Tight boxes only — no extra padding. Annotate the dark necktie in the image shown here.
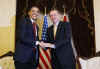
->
[33,23,36,40]
[33,22,38,66]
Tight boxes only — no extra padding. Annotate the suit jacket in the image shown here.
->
[14,16,39,66]
[46,22,76,69]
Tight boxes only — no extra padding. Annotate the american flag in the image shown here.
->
[41,15,48,41]
[37,15,52,69]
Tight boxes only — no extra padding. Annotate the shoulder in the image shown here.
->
[47,25,53,32]
[18,16,26,24]
[59,21,71,28]
[17,16,31,28]
[20,16,30,22]
[48,25,53,29]
[60,21,70,25]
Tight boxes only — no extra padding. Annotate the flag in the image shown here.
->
[63,15,67,22]
[41,16,48,41]
[63,14,69,22]
[37,15,52,69]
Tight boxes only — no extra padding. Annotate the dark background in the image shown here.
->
[16,0,96,58]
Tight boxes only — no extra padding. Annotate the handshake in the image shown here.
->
[37,41,55,48]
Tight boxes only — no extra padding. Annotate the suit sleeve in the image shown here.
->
[46,27,55,44]
[55,22,72,49]
[16,17,33,47]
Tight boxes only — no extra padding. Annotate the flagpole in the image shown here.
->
[64,7,66,16]
[45,7,46,16]
[63,6,67,22]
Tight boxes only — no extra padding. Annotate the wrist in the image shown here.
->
[36,41,39,45]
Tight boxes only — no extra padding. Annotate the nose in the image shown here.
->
[51,15,55,19]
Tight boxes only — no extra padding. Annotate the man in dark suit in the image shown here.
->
[39,9,76,69]
[14,6,40,69]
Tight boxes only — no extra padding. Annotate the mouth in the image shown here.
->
[32,14,37,17]
[31,14,38,19]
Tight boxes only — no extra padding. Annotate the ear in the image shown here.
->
[28,11,31,16]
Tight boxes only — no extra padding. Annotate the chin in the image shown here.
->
[53,21,57,23]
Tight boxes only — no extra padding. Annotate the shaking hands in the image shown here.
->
[38,41,55,48]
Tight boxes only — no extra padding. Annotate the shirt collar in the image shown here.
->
[54,21,59,27]
[30,18,36,24]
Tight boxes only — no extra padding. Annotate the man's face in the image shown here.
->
[28,7,39,20]
[49,10,60,24]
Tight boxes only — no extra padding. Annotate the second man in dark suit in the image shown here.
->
[39,9,76,69]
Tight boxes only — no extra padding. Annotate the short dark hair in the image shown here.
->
[49,8,61,15]
[26,5,39,13]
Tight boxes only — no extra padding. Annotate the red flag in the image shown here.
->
[63,15,67,22]
[63,14,70,22]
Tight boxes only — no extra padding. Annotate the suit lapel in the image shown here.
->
[51,26,55,40]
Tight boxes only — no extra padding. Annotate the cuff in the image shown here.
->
[36,41,39,45]
[51,45,56,49]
